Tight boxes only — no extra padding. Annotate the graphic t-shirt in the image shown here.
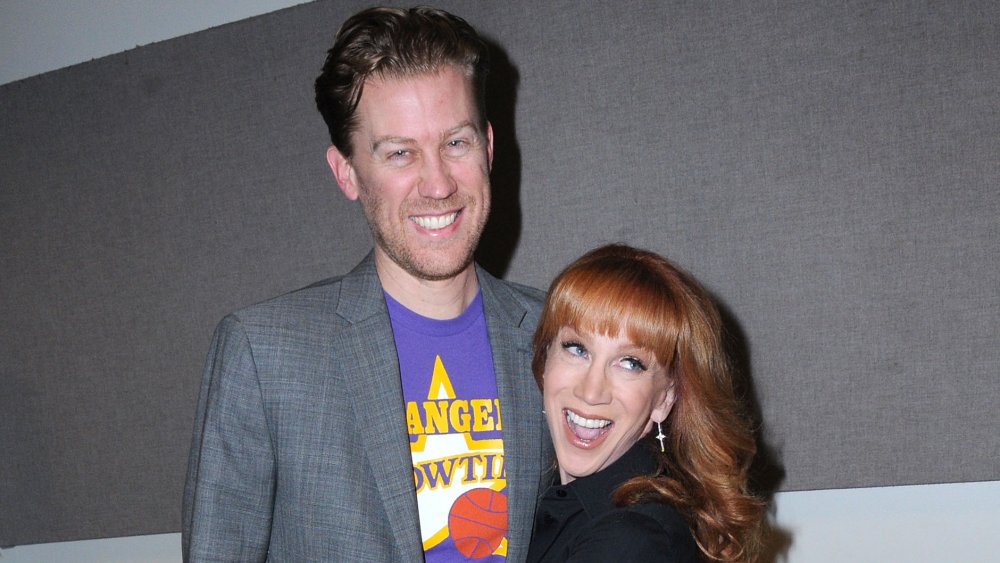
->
[386,291,507,562]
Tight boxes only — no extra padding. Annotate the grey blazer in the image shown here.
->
[182,253,549,562]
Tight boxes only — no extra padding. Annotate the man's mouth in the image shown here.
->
[565,409,612,444]
[412,211,459,230]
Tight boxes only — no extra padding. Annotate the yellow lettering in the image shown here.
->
[424,401,448,434]
[413,453,506,492]
[450,400,471,432]
[494,398,503,431]
[406,401,424,434]
[471,399,494,432]
[412,398,503,436]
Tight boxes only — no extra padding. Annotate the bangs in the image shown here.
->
[546,260,684,368]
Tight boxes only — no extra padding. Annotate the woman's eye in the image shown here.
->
[561,341,586,358]
[620,356,647,372]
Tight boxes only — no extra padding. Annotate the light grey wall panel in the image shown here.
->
[1,0,996,546]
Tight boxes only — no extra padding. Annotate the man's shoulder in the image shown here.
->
[232,274,346,322]
[477,267,545,309]
[478,272,545,333]
[492,277,545,305]
[227,254,380,326]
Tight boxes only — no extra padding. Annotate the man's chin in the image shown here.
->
[372,229,483,281]
[384,248,476,282]
[406,256,475,281]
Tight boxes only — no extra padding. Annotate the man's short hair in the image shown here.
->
[315,6,491,157]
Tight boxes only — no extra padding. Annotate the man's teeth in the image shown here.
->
[412,212,458,230]
[566,410,611,429]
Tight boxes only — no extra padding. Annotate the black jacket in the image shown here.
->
[527,441,698,562]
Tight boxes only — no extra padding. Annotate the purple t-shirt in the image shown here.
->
[386,291,508,562]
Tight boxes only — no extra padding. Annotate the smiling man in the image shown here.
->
[182,7,548,562]
[327,65,492,296]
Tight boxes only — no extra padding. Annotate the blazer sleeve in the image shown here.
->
[182,315,275,562]
[564,508,699,563]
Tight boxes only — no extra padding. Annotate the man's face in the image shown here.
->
[327,65,493,282]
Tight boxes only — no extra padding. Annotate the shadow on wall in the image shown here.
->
[476,38,522,279]
[716,299,793,561]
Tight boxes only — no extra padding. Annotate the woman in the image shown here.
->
[527,244,765,562]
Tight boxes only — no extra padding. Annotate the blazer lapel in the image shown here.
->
[479,268,546,562]
[336,255,424,560]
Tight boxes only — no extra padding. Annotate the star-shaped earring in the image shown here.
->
[656,421,666,453]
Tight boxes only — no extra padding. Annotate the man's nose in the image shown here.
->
[417,153,458,199]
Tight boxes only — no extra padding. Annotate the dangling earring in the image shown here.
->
[655,421,666,453]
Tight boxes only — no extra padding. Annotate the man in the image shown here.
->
[182,6,548,562]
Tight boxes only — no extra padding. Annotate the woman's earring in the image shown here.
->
[656,421,666,453]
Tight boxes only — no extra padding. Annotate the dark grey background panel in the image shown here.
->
[1,0,997,546]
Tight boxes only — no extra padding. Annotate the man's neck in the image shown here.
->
[374,253,480,320]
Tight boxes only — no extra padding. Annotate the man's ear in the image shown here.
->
[485,121,494,171]
[326,145,359,200]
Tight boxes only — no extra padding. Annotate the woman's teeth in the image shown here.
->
[566,410,611,429]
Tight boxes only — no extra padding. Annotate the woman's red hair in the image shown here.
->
[532,244,765,561]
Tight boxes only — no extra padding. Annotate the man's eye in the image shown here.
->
[444,139,470,154]
[388,149,408,158]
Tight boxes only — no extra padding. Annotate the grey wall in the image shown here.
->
[1,0,997,547]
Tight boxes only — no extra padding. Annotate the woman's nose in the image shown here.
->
[575,363,611,405]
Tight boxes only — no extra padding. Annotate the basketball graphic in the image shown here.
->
[448,488,508,559]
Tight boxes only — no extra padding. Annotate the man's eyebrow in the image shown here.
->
[442,121,478,139]
[370,136,415,153]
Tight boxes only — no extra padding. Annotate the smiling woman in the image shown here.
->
[527,244,766,563]
[542,326,676,485]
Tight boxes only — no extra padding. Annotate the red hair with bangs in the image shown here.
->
[532,244,765,562]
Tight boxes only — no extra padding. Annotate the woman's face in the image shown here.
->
[542,326,676,484]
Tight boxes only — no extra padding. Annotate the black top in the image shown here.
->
[527,442,698,562]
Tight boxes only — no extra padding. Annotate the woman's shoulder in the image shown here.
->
[569,502,699,562]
